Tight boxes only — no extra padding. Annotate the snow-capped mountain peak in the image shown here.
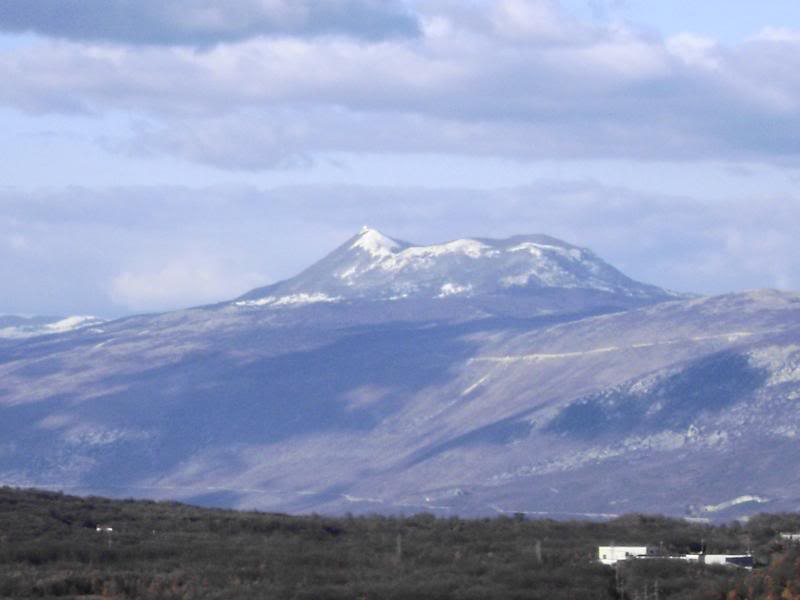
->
[352,226,402,258]
[235,230,677,308]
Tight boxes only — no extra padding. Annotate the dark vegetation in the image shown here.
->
[1,487,800,599]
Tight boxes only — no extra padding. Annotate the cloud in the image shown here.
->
[1,1,799,168]
[751,27,800,44]
[666,33,720,69]
[488,0,578,42]
[109,255,266,311]
[2,183,799,316]
[0,0,419,45]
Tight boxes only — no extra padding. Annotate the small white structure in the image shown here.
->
[96,526,113,533]
[683,554,753,569]
[599,547,752,569]
[780,533,800,543]
[598,546,658,565]
[704,554,753,568]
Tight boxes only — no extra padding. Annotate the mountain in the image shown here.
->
[1,230,798,521]
[236,227,677,307]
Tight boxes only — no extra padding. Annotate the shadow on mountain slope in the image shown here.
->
[547,351,767,440]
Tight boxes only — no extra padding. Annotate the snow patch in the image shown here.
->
[63,426,152,447]
[271,293,341,306]
[749,345,800,386]
[509,242,583,261]
[461,374,490,396]
[338,265,359,281]
[770,425,797,439]
[352,227,400,258]
[438,283,472,298]
[0,315,105,339]
[500,264,586,289]
[47,316,101,333]
[501,273,536,287]
[407,239,493,259]
[235,293,342,308]
[701,496,769,513]
[342,493,383,504]
[378,239,496,273]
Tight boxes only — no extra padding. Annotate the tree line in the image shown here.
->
[1,487,800,599]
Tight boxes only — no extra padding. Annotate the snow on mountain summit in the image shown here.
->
[235,228,676,307]
[352,226,402,258]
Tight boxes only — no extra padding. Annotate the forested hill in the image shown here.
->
[2,487,800,599]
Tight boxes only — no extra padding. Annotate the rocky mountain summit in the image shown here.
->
[0,231,798,521]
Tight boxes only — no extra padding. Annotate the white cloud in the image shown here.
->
[666,33,720,69]
[489,0,574,42]
[751,27,800,44]
[109,255,266,311]
[1,2,800,168]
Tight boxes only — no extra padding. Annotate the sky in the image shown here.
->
[2,0,800,317]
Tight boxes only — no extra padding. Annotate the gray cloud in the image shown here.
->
[2,182,798,316]
[0,0,419,45]
[1,2,799,167]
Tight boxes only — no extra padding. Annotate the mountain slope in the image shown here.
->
[1,231,797,520]
[0,315,105,339]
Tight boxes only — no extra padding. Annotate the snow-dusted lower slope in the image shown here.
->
[0,315,105,339]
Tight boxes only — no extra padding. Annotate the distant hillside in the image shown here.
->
[1,230,799,519]
[1,486,799,599]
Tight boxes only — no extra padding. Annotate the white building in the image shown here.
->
[683,554,753,568]
[704,555,753,568]
[599,547,752,569]
[598,546,659,565]
[780,533,800,542]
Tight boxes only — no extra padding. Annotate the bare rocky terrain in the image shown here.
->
[2,229,798,520]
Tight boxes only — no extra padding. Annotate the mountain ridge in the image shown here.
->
[235,227,680,308]
[0,231,797,521]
